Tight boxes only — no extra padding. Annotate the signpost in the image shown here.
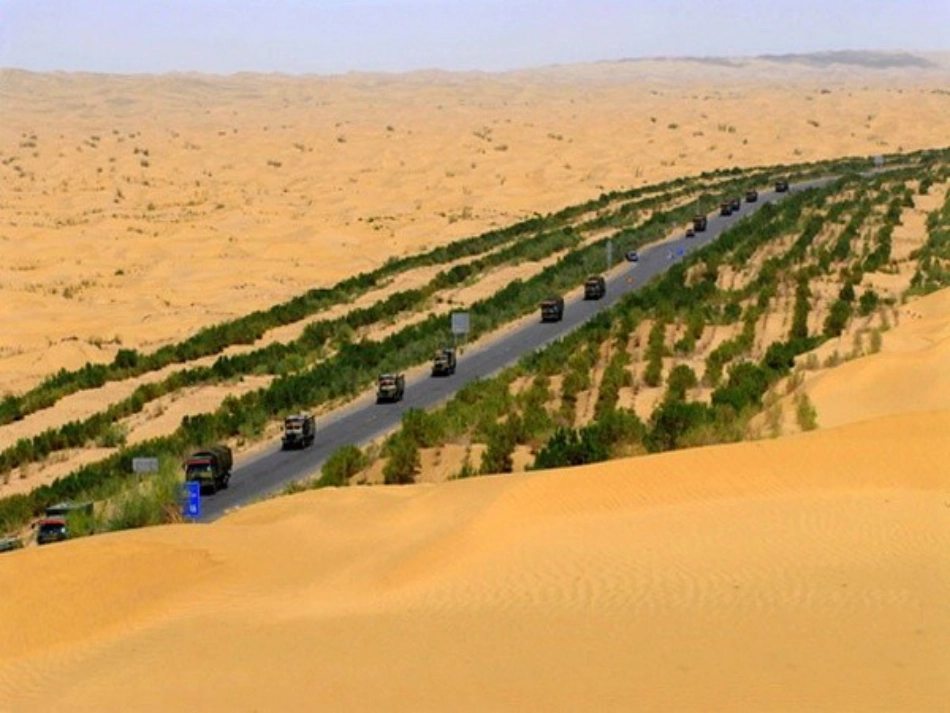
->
[132,457,159,475]
[451,311,470,349]
[182,481,201,520]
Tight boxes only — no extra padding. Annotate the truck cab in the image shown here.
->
[282,413,315,449]
[540,296,565,322]
[431,348,457,377]
[185,446,233,494]
[376,373,406,403]
[583,275,606,300]
[692,215,708,232]
[35,517,68,545]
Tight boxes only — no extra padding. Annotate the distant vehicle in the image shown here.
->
[686,226,696,238]
[730,197,741,212]
[775,178,789,192]
[625,250,640,262]
[540,296,565,322]
[35,518,68,546]
[0,536,24,553]
[33,501,95,545]
[431,347,457,377]
[720,201,733,216]
[376,373,406,403]
[282,413,315,450]
[745,189,758,203]
[692,215,708,232]
[184,445,233,494]
[583,275,606,300]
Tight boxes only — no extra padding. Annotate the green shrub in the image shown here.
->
[532,426,609,470]
[319,445,367,487]
[480,423,516,474]
[383,436,419,485]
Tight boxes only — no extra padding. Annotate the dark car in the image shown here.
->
[720,202,733,217]
[776,178,789,192]
[745,189,758,203]
[625,250,639,262]
[36,518,68,546]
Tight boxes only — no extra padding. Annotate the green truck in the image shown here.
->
[184,445,233,494]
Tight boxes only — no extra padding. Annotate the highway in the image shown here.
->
[200,178,826,520]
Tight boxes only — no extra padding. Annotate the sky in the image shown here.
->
[1,0,948,75]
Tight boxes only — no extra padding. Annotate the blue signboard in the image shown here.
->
[182,481,201,519]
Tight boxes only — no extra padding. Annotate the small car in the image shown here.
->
[625,250,639,262]
[685,227,696,238]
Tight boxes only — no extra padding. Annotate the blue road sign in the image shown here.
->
[182,481,201,519]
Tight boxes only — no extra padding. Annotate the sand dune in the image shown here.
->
[1,407,947,711]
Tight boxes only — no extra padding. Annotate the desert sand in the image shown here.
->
[3,55,950,396]
[2,55,950,710]
[1,288,949,712]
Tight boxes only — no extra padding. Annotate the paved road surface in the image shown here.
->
[201,178,827,520]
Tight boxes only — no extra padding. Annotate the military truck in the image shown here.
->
[282,413,315,450]
[745,188,758,203]
[692,215,708,232]
[775,178,789,192]
[584,275,606,300]
[376,373,406,403]
[720,201,733,216]
[540,296,565,322]
[431,347,457,377]
[184,445,233,494]
[730,197,741,212]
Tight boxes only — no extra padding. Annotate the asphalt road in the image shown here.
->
[200,178,828,520]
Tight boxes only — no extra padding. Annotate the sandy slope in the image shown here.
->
[1,412,948,710]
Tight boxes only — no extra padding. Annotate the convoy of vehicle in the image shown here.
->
[184,445,233,493]
[431,347,457,376]
[16,176,803,534]
[376,373,406,403]
[540,296,565,322]
[282,413,316,450]
[583,275,606,300]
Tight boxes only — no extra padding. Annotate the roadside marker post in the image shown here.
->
[182,481,201,520]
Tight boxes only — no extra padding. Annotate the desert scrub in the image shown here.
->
[794,393,819,431]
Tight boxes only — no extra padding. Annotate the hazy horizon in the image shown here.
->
[1,0,948,76]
